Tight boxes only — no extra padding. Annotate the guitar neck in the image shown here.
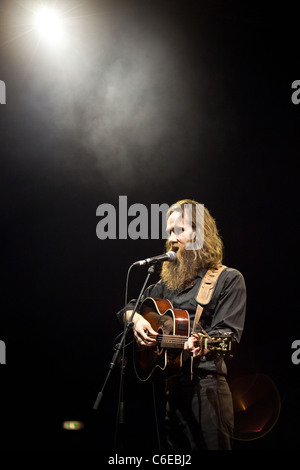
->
[159,334,188,349]
[150,333,232,353]
[148,333,206,349]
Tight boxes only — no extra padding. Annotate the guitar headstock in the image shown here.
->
[204,333,234,357]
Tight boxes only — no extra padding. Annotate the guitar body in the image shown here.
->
[133,297,190,382]
[133,297,233,382]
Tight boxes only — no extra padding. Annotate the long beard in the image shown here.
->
[160,247,202,291]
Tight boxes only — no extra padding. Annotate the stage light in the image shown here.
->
[62,420,84,430]
[34,6,63,43]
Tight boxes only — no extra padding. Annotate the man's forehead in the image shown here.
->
[167,211,192,226]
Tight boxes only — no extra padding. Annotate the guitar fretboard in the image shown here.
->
[149,334,231,352]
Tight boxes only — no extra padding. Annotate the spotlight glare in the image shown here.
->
[34,7,63,43]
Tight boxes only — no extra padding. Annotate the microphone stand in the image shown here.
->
[92,264,156,446]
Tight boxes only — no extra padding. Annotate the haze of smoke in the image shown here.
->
[23,11,202,180]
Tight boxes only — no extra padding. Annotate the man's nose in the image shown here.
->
[168,231,177,243]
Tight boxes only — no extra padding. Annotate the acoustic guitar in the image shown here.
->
[133,297,233,382]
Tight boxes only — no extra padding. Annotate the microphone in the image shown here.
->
[133,251,177,267]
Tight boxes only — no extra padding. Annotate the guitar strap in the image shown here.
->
[192,264,227,334]
[190,264,227,379]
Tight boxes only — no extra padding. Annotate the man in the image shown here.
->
[117,199,246,450]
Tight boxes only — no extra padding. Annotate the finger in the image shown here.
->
[139,338,155,347]
[145,323,158,335]
[144,337,156,345]
[188,337,197,348]
[136,331,156,345]
[192,346,202,357]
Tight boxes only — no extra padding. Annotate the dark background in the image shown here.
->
[0,0,299,452]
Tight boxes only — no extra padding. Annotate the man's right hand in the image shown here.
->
[126,312,158,347]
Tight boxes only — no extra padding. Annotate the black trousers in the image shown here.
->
[165,373,234,450]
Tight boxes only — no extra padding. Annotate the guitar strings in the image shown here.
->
[147,333,230,349]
